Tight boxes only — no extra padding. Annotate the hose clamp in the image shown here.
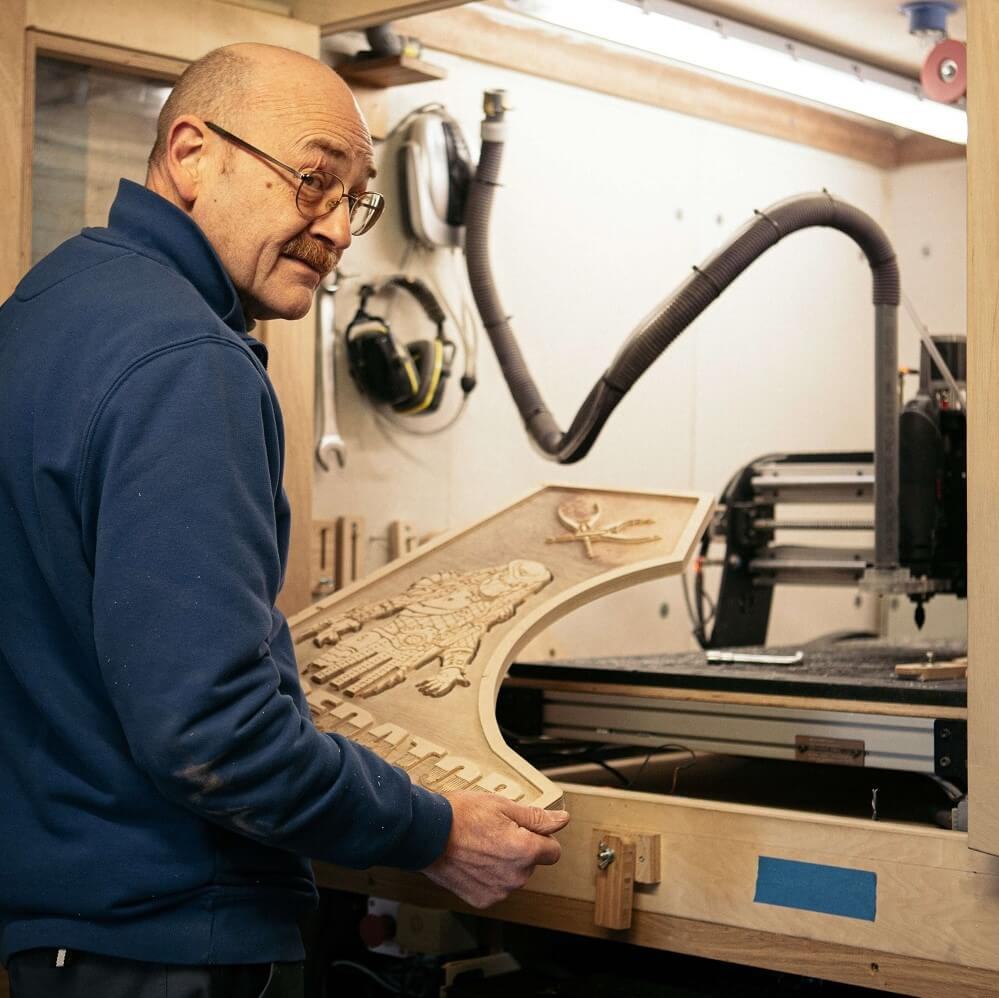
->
[753,208,782,238]
[691,265,722,297]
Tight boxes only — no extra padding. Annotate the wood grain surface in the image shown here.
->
[967,0,999,859]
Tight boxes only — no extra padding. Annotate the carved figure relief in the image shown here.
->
[305,559,553,699]
[545,498,661,559]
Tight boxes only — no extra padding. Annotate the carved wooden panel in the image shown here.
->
[289,485,714,809]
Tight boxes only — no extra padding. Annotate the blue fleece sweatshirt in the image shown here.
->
[0,179,452,966]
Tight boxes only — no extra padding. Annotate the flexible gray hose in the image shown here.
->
[465,140,900,464]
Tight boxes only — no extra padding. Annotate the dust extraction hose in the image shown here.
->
[464,96,901,467]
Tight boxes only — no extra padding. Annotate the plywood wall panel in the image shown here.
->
[26,0,319,61]
[967,0,999,856]
[261,309,318,617]
[0,0,28,300]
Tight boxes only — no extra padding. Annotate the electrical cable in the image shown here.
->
[701,585,717,626]
[928,773,965,804]
[680,572,717,648]
[450,246,480,385]
[403,242,479,390]
[689,457,772,648]
[502,726,642,777]
[687,548,717,649]
[681,570,708,647]
[628,743,697,793]
[901,291,966,408]
[397,236,418,274]
[592,757,630,787]
[503,732,606,755]
[502,723,694,791]
[373,396,469,437]
[379,102,447,144]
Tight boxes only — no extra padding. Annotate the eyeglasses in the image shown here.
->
[205,121,384,236]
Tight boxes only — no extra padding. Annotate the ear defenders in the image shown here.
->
[344,277,456,415]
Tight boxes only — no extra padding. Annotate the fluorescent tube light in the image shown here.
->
[506,0,967,145]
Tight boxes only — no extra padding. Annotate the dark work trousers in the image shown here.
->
[7,949,305,998]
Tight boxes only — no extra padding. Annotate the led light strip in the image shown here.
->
[506,0,967,145]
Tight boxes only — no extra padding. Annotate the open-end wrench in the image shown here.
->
[705,650,804,666]
[316,272,346,470]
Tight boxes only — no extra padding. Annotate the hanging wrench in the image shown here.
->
[315,271,346,470]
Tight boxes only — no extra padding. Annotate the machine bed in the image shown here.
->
[503,640,967,788]
[509,639,967,708]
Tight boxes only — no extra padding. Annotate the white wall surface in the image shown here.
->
[315,46,965,659]
[889,158,967,369]
[885,157,968,642]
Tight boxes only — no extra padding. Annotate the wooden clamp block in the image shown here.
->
[593,830,637,930]
[592,830,662,930]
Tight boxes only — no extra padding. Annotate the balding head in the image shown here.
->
[148,44,369,173]
[145,43,378,322]
[148,47,249,170]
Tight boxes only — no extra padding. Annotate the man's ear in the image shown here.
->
[163,116,210,206]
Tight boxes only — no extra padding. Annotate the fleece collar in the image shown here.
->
[83,179,268,364]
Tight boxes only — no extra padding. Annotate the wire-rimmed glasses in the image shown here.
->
[205,121,384,236]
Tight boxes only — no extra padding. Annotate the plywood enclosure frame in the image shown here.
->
[25,0,318,63]
[317,779,999,996]
[966,0,999,857]
[292,0,467,32]
[318,863,999,998]
[28,30,189,78]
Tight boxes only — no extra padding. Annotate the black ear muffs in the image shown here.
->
[345,277,454,414]
[397,337,453,415]
[344,311,420,407]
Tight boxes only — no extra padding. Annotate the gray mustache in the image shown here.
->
[282,235,337,275]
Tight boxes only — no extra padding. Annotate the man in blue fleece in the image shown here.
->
[0,42,569,998]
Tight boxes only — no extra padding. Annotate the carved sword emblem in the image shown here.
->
[545,498,660,559]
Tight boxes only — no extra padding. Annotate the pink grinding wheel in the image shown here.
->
[921,38,967,104]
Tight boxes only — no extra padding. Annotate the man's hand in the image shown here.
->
[422,792,570,908]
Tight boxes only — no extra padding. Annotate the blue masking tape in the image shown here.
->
[754,856,877,921]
